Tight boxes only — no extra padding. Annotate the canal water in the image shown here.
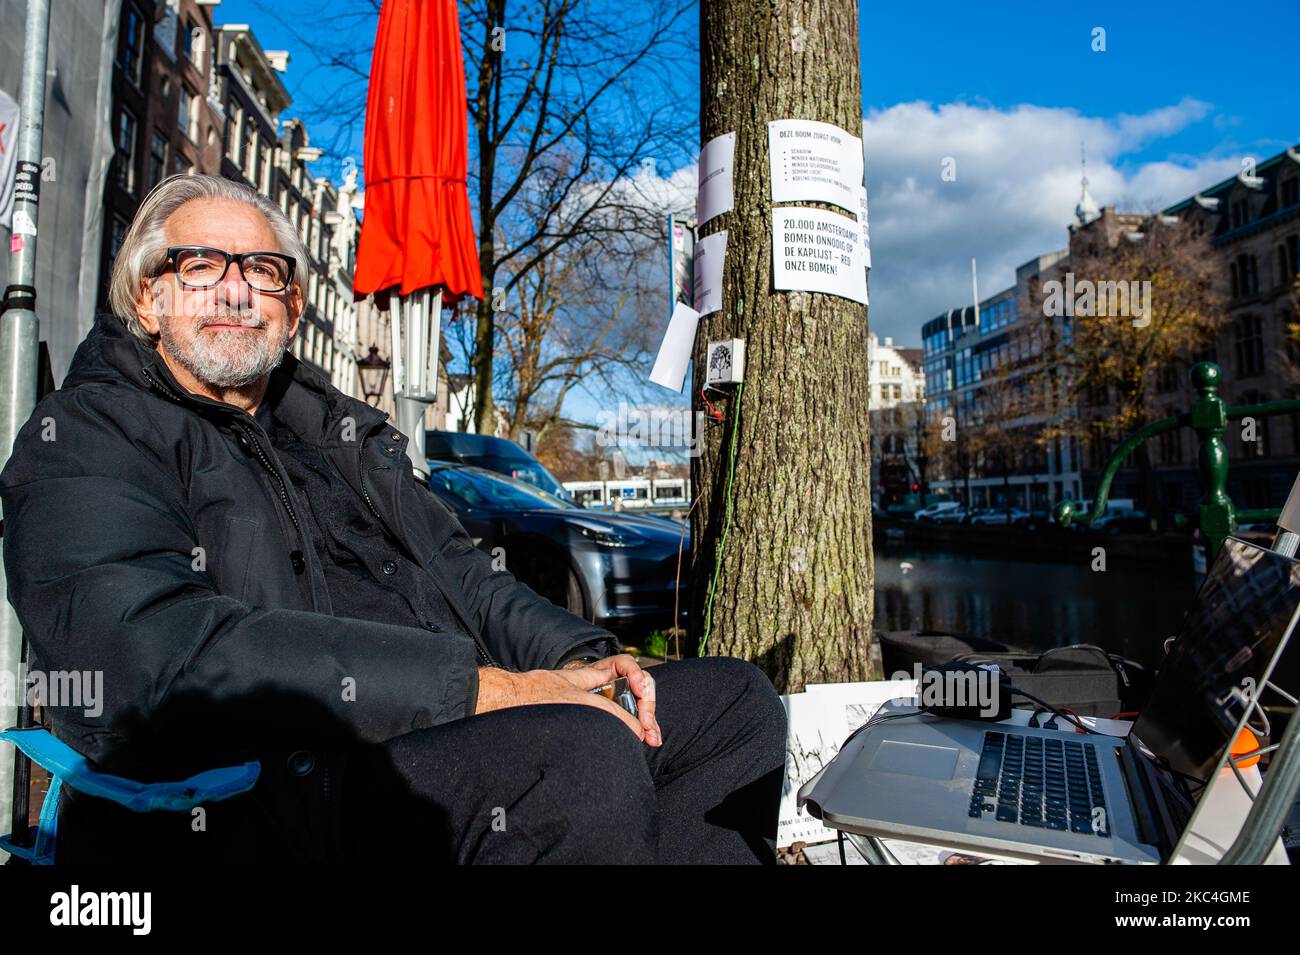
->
[873,542,1200,669]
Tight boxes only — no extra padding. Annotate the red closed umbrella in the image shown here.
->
[354,0,482,303]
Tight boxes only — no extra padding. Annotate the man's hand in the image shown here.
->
[474,663,658,745]
[558,654,661,747]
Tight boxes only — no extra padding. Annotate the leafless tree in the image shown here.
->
[258,0,696,434]
[493,219,661,445]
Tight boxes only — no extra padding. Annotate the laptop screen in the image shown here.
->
[1132,537,1300,782]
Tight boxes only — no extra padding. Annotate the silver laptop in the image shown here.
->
[798,537,1300,864]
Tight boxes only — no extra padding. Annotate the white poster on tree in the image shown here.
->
[693,230,726,316]
[648,301,701,393]
[696,131,735,226]
[857,182,871,271]
[768,119,863,213]
[771,207,867,305]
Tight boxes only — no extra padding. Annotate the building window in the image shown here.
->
[148,130,168,188]
[182,18,204,64]
[227,104,244,162]
[178,86,198,142]
[244,117,258,178]
[1283,177,1300,209]
[260,142,273,194]
[109,214,131,260]
[1234,314,1265,379]
[114,107,138,193]
[119,4,145,88]
[1233,253,1259,298]
[1231,198,1249,229]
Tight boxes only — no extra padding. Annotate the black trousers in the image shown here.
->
[334,656,788,864]
[54,656,786,864]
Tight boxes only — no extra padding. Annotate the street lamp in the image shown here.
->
[356,344,390,405]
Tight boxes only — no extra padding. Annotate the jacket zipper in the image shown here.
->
[144,366,497,669]
[143,367,303,544]
[235,421,301,535]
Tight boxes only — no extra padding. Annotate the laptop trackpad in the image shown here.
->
[869,741,960,779]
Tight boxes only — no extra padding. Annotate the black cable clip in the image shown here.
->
[2,284,38,315]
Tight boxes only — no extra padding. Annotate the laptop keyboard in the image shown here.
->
[969,731,1110,837]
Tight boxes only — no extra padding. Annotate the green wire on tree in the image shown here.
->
[699,381,744,656]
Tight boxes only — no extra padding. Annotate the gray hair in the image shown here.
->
[108,174,311,342]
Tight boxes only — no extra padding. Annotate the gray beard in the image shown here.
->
[158,311,290,389]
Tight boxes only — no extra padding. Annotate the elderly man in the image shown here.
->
[0,174,786,864]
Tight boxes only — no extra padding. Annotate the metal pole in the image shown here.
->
[0,0,53,861]
[1218,476,1300,863]
[393,286,441,476]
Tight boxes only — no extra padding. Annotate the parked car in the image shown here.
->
[916,501,967,524]
[883,493,929,520]
[969,507,1030,526]
[422,462,689,638]
[1013,509,1054,530]
[425,430,572,502]
[1092,509,1153,534]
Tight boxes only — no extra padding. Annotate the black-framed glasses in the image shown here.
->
[160,246,296,293]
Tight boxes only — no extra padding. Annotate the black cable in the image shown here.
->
[841,708,925,748]
[1004,684,1101,735]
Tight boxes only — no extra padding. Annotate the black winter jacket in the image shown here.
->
[0,312,617,862]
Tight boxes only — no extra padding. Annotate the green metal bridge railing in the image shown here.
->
[1054,362,1300,560]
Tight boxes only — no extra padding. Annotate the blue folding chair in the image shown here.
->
[1,726,261,864]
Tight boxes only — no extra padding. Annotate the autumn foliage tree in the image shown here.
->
[1026,215,1225,511]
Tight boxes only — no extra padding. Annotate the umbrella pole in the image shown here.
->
[393,286,443,476]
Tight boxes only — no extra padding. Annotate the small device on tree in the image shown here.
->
[705,338,746,386]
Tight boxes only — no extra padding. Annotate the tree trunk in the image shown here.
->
[693,0,873,693]
[468,0,503,436]
[472,293,495,434]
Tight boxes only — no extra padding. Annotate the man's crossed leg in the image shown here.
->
[336,657,788,864]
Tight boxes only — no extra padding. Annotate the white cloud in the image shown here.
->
[861,99,1240,344]
[569,99,1244,356]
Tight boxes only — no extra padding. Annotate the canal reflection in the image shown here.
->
[873,543,1199,669]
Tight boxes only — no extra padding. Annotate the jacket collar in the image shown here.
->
[69,312,390,446]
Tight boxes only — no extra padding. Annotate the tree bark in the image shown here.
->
[694,0,873,693]
[470,0,503,436]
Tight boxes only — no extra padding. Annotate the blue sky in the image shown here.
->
[859,4,1297,172]
[218,0,1297,364]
